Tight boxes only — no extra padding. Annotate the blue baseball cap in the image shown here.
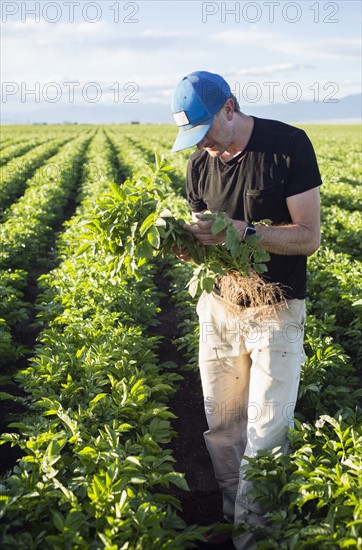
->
[171,71,231,152]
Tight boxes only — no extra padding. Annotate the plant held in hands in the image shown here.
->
[81,155,284,308]
[189,211,285,308]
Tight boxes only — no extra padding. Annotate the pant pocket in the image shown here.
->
[284,299,306,331]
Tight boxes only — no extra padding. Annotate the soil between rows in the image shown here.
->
[152,273,235,548]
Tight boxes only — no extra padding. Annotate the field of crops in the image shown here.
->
[0,123,361,549]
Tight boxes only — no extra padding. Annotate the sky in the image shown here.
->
[1,0,361,123]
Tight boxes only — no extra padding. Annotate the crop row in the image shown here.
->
[0,125,82,149]
[0,269,30,367]
[0,136,58,167]
[0,130,94,367]
[0,125,82,167]
[0,135,80,217]
[0,131,93,270]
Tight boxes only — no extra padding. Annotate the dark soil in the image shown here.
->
[0,385,26,475]
[152,273,235,549]
[0,277,40,477]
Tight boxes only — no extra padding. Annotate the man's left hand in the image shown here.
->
[184,213,246,245]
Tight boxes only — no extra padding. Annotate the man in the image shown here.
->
[170,71,321,549]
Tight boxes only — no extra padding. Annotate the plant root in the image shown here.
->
[218,269,286,319]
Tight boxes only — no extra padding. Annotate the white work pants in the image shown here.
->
[196,291,306,549]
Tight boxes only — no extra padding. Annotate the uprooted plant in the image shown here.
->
[79,155,285,309]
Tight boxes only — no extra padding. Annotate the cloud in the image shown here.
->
[270,38,361,59]
[225,63,315,77]
[2,19,109,42]
[209,24,361,63]
[2,5,360,115]
[99,28,201,52]
[211,29,279,47]
[211,29,361,60]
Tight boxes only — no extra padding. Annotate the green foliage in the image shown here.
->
[307,248,362,366]
[0,134,74,217]
[239,409,362,549]
[320,205,362,260]
[0,270,29,366]
[298,313,362,422]
[0,133,93,270]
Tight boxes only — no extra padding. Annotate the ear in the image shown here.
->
[224,98,235,120]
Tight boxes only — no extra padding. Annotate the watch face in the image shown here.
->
[243,225,256,241]
[245,226,256,236]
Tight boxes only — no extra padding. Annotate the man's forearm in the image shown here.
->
[258,224,320,256]
[234,220,320,257]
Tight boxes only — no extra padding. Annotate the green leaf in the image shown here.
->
[136,239,154,260]
[202,276,216,293]
[155,217,167,227]
[52,510,65,532]
[78,446,97,458]
[0,392,16,401]
[211,217,228,235]
[256,218,273,226]
[75,242,92,256]
[147,226,161,249]
[159,208,172,218]
[139,212,157,237]
[126,456,142,467]
[225,227,241,257]
[186,274,199,298]
[254,263,268,273]
[167,472,190,491]
[90,393,108,405]
[130,476,147,484]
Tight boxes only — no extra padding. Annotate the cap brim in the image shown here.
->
[172,120,212,152]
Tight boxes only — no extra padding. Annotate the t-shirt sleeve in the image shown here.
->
[286,130,322,197]
[186,158,208,212]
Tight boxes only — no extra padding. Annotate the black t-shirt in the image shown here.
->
[186,116,322,299]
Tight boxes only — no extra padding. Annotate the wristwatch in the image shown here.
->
[242,224,257,242]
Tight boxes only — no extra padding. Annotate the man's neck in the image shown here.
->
[220,114,254,161]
